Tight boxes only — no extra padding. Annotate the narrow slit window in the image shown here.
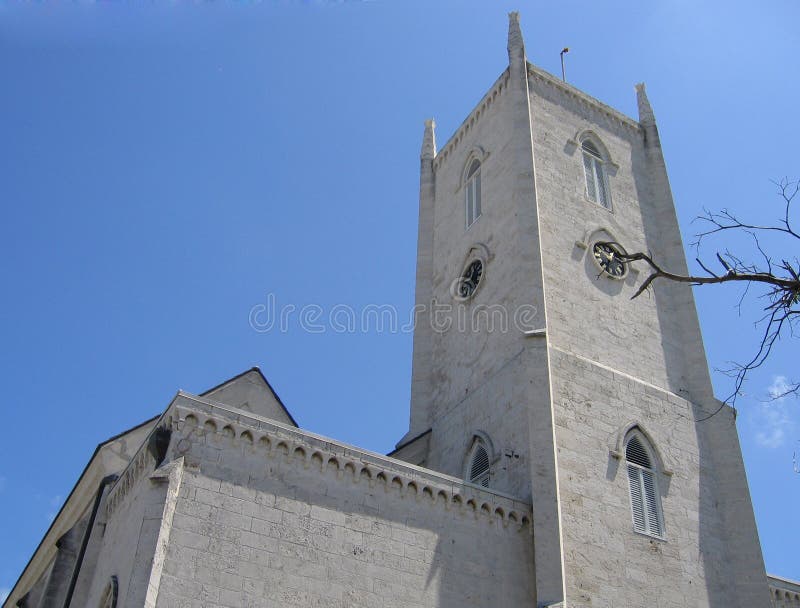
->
[581,140,610,209]
[625,434,664,538]
[465,159,482,228]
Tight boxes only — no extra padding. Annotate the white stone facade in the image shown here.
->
[6,13,782,608]
[85,394,534,607]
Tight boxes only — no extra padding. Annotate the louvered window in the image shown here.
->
[468,443,490,487]
[625,434,664,538]
[465,159,482,228]
[582,140,610,209]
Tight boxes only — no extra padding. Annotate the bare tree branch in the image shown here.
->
[596,178,800,414]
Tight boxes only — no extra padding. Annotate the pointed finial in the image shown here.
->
[507,12,525,64]
[421,119,436,160]
[635,83,655,126]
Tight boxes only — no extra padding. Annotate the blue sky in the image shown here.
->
[1,0,798,598]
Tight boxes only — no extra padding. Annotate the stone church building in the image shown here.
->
[7,13,799,608]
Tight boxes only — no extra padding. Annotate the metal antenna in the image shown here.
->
[560,47,570,82]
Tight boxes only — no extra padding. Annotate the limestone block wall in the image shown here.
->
[424,342,548,501]
[161,399,533,607]
[517,61,769,606]
[419,65,549,500]
[83,425,174,607]
[527,65,688,396]
[548,349,727,607]
[90,394,535,607]
[428,70,536,417]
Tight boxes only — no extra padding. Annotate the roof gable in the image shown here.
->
[201,367,297,427]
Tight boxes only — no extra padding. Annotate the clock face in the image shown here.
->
[593,242,626,278]
[458,259,484,298]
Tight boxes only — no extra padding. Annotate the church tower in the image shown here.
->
[395,13,770,608]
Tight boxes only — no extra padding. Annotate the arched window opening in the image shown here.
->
[99,576,118,608]
[467,441,490,487]
[465,159,482,228]
[581,139,610,209]
[625,433,664,538]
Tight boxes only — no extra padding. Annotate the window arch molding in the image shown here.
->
[459,146,490,186]
[569,129,617,169]
[462,430,497,488]
[609,420,672,476]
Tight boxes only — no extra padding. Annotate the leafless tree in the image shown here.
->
[600,178,800,410]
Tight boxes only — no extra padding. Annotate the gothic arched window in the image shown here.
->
[466,440,490,487]
[581,139,610,209]
[465,158,482,228]
[99,576,118,608]
[625,432,664,538]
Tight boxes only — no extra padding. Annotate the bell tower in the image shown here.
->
[394,13,770,608]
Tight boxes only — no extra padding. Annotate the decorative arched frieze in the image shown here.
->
[326,456,340,474]
[163,403,533,531]
[391,476,403,493]
[275,441,289,459]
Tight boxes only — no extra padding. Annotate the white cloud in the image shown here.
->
[46,495,63,523]
[0,588,10,603]
[753,376,795,448]
[768,375,792,401]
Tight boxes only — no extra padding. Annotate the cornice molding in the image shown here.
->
[166,395,533,532]
[433,71,510,172]
[526,63,641,134]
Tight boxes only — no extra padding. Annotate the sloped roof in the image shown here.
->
[200,366,298,427]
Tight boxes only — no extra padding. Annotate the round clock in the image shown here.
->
[457,259,484,298]
[592,242,626,278]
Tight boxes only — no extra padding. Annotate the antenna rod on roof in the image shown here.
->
[560,47,570,82]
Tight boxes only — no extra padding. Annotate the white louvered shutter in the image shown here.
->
[625,434,664,538]
[627,465,646,533]
[474,171,482,219]
[583,152,597,201]
[642,469,662,537]
[466,179,475,227]
[594,157,609,208]
[470,444,490,487]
